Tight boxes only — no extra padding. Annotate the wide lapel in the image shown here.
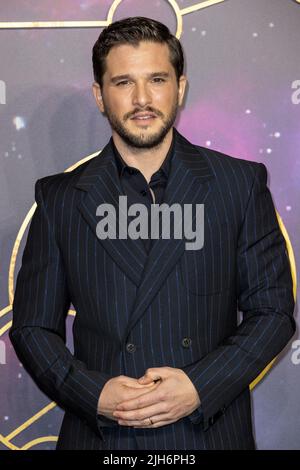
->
[76,139,148,287]
[123,128,216,340]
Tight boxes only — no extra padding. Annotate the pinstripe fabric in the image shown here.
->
[10,127,295,450]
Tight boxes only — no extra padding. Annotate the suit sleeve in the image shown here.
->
[9,178,114,438]
[183,163,296,430]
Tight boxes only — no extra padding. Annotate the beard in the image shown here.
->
[102,97,179,149]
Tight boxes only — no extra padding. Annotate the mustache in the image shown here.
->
[124,108,164,120]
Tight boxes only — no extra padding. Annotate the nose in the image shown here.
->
[132,81,151,107]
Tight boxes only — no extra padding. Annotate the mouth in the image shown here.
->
[130,113,157,123]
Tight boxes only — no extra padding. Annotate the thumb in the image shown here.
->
[138,375,154,384]
[122,377,153,388]
[138,374,162,384]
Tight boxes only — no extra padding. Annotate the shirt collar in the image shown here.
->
[112,131,175,179]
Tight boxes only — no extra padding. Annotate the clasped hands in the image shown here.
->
[98,366,201,429]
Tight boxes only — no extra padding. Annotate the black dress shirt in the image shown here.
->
[112,134,175,253]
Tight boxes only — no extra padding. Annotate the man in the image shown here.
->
[10,17,295,450]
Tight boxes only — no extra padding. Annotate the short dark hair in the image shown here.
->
[92,16,184,88]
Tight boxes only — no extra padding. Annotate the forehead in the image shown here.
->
[104,41,174,76]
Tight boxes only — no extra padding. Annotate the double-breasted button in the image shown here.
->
[181,337,192,348]
[126,343,136,353]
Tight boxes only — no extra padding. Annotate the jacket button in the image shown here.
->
[126,343,136,353]
[181,337,192,348]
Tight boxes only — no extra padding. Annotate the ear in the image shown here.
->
[92,81,105,113]
[178,75,187,106]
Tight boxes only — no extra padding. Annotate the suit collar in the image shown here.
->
[75,127,214,192]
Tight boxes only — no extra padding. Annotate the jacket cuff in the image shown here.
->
[182,363,227,432]
[97,413,119,428]
[187,404,204,425]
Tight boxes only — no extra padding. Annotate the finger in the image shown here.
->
[126,381,157,389]
[118,412,172,428]
[117,386,158,410]
[122,377,154,388]
[137,377,154,385]
[138,367,171,384]
[138,373,163,384]
[133,419,176,429]
[125,384,158,402]
[116,387,161,411]
[114,402,168,421]
[121,379,157,396]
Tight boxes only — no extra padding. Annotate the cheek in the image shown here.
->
[154,88,177,108]
[105,91,130,111]
[152,91,176,113]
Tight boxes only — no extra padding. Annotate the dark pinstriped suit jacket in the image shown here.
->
[10,127,295,450]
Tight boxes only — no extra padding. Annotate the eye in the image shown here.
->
[116,80,131,86]
[115,78,166,86]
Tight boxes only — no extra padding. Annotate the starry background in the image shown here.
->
[0,0,299,450]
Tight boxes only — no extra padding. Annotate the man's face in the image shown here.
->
[93,41,187,148]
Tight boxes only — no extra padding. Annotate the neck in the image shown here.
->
[112,128,173,183]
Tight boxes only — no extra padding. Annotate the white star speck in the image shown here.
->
[13,116,26,131]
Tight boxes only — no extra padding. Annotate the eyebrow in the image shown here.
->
[110,72,170,84]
